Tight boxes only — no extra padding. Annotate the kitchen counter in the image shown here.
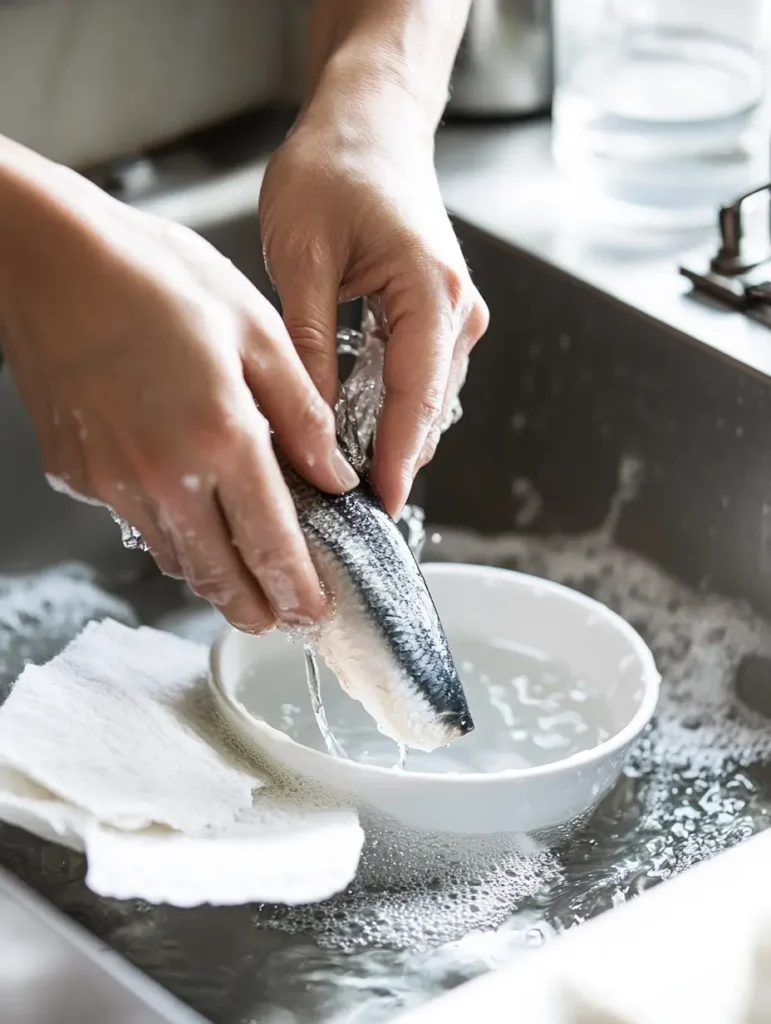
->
[0,865,204,1023]
[436,118,771,379]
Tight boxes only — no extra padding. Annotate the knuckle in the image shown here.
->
[466,290,490,342]
[412,388,444,425]
[187,572,239,607]
[239,539,294,576]
[141,466,204,518]
[295,233,329,269]
[419,257,476,336]
[137,455,189,507]
[140,450,212,502]
[147,409,262,499]
[387,383,444,430]
[152,551,184,580]
[238,410,273,453]
[440,264,468,313]
[286,316,332,360]
[188,410,241,459]
[296,392,335,440]
[239,534,317,603]
[273,228,329,276]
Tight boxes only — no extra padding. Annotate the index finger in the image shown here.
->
[370,284,458,517]
[216,403,326,627]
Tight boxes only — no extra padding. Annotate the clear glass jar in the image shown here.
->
[552,0,769,229]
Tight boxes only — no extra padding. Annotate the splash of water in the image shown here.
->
[110,509,149,552]
[304,645,348,759]
[399,505,427,563]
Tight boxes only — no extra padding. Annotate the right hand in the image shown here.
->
[0,148,359,634]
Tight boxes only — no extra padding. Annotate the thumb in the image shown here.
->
[273,261,340,409]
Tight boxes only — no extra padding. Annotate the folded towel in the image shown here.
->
[0,619,363,906]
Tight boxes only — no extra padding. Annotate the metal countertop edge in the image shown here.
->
[0,863,206,1023]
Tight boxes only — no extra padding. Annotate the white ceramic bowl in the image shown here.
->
[210,564,660,835]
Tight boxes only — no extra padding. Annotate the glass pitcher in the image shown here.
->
[552,0,770,229]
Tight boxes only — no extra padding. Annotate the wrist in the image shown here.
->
[298,49,436,157]
[303,1,471,136]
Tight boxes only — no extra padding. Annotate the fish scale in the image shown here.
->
[283,457,474,751]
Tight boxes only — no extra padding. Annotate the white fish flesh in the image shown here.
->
[284,462,474,753]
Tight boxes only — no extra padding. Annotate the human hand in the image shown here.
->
[259,86,489,517]
[0,144,359,633]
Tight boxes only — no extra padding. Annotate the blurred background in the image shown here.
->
[1,0,769,232]
[0,0,294,169]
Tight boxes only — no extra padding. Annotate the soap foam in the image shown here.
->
[0,563,136,704]
[259,809,562,953]
[251,521,771,961]
[3,532,770,1024]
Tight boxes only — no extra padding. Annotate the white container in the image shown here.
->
[210,564,660,835]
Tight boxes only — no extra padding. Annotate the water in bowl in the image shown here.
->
[234,636,616,773]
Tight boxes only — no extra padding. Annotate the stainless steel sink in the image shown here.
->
[2,112,771,1024]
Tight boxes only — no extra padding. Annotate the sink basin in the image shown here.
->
[2,112,771,1024]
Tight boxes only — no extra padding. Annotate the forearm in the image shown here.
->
[0,136,51,333]
[0,135,114,352]
[304,0,471,133]
[0,138,71,325]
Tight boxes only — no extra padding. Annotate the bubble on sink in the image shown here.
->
[260,516,771,963]
[258,812,561,953]
[0,563,136,701]
[511,478,543,527]
[6,450,771,1024]
[9,520,771,1024]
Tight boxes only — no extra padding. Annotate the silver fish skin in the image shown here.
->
[283,462,474,753]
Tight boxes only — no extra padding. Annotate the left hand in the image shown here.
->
[259,88,489,517]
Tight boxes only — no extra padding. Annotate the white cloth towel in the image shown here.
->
[0,619,363,907]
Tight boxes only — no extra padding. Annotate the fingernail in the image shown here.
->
[330,448,359,491]
[240,620,275,637]
[277,610,317,632]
